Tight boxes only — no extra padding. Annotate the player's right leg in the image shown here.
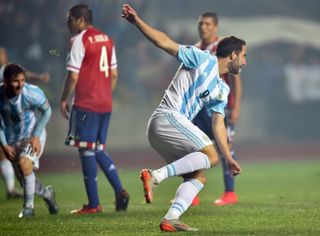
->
[69,147,102,214]
[17,156,36,218]
[160,170,206,232]
[68,108,102,214]
[0,147,22,199]
[146,113,218,186]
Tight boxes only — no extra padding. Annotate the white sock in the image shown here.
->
[35,179,51,199]
[152,152,210,183]
[164,179,204,220]
[23,172,36,208]
[0,159,15,192]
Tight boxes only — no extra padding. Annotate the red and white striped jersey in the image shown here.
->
[67,27,117,113]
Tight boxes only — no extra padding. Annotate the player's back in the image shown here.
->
[67,27,116,113]
[197,38,234,109]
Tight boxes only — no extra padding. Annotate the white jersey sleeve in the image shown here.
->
[66,30,86,73]
[110,46,117,69]
[25,84,48,111]
[177,45,210,69]
[204,81,230,117]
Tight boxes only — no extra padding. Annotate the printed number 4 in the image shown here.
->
[100,46,109,77]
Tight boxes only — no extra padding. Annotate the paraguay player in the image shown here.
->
[60,4,129,214]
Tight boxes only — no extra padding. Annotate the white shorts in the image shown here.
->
[147,111,212,164]
[15,131,47,169]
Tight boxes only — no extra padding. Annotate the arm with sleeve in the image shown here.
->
[205,99,228,118]
[177,45,210,69]
[29,87,52,137]
[66,32,85,73]
[0,116,7,145]
[0,128,7,146]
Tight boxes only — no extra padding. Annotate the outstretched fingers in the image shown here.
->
[122,4,137,23]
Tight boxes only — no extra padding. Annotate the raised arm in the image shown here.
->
[122,4,179,56]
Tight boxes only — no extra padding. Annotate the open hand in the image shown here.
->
[30,136,41,156]
[122,4,138,23]
[60,100,70,120]
[2,145,16,161]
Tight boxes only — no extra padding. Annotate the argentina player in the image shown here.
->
[122,4,246,232]
[0,63,58,217]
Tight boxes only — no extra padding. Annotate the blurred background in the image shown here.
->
[0,0,319,170]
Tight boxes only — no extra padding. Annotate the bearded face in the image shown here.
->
[228,56,242,74]
[228,46,247,74]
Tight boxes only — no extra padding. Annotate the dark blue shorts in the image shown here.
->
[65,107,111,150]
[192,107,235,143]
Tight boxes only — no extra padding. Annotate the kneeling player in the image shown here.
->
[0,63,59,217]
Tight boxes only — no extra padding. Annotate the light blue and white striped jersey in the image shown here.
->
[156,45,230,121]
[0,83,49,144]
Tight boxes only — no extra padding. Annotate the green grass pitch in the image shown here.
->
[0,160,319,235]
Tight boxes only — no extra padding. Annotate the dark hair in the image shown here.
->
[3,63,26,81]
[200,12,218,25]
[69,4,92,24]
[216,36,246,58]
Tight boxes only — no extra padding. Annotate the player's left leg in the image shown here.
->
[17,132,59,217]
[69,108,102,214]
[16,155,36,218]
[160,170,205,232]
[95,112,129,211]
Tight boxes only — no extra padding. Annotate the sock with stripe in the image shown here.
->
[80,149,100,208]
[35,178,51,200]
[23,172,36,208]
[152,152,210,184]
[221,149,236,192]
[95,150,124,194]
[164,178,204,220]
[0,159,15,193]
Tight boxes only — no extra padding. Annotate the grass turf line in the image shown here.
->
[0,161,319,235]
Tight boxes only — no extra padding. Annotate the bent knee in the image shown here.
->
[200,145,219,167]
[19,157,33,176]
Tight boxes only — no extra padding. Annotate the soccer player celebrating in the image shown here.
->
[0,63,58,218]
[0,47,50,199]
[60,4,129,214]
[192,12,243,206]
[122,4,246,232]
